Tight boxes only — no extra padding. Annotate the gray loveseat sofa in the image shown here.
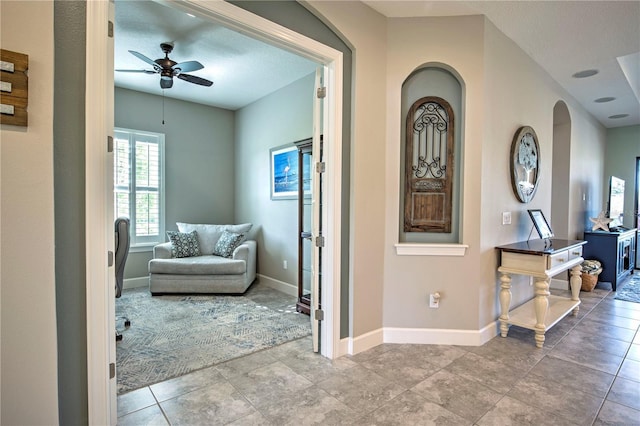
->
[149,222,256,295]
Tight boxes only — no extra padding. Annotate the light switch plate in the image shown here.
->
[502,211,512,225]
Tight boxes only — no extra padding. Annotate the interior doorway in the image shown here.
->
[551,101,571,239]
[86,1,344,423]
[115,1,332,391]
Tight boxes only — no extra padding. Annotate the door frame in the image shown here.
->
[86,1,343,423]
[635,157,640,268]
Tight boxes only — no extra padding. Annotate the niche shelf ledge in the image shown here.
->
[395,243,468,256]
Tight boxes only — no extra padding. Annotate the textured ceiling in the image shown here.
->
[364,0,640,128]
[115,0,640,128]
[114,0,318,111]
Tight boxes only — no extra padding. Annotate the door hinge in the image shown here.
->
[316,162,325,173]
[108,250,114,267]
[108,21,114,38]
[315,235,325,247]
[316,86,326,99]
[314,309,324,321]
[107,135,113,153]
[109,362,116,379]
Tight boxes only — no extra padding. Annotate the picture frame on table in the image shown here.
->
[528,209,554,239]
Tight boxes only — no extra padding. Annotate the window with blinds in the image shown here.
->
[114,128,165,248]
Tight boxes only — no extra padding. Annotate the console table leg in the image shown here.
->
[569,265,582,315]
[499,272,512,337]
[533,278,550,348]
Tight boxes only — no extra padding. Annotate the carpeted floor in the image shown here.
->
[615,273,640,303]
[115,282,311,394]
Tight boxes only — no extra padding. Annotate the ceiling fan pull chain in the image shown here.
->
[162,89,165,125]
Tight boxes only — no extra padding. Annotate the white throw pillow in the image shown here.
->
[176,223,252,255]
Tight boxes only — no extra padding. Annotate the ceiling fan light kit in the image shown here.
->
[116,42,213,89]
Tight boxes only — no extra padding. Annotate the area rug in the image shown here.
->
[615,274,640,303]
[116,286,311,394]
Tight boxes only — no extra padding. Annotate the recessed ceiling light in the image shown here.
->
[572,69,599,78]
[608,114,629,119]
[594,97,616,103]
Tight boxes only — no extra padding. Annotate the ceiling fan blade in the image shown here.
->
[173,61,204,74]
[160,78,173,89]
[129,50,160,70]
[177,73,213,87]
[115,69,157,74]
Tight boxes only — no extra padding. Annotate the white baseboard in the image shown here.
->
[345,322,499,356]
[257,274,297,297]
[384,322,498,347]
[123,276,149,289]
[338,337,350,357]
[348,328,384,355]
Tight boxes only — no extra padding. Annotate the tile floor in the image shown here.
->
[117,284,640,425]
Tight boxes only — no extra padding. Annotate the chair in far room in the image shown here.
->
[115,217,131,341]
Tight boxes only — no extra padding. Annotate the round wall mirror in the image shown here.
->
[510,126,540,203]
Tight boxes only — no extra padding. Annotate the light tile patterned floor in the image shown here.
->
[117,283,640,425]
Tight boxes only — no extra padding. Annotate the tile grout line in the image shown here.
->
[582,287,640,425]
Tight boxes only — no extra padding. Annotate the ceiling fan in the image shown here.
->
[116,42,213,89]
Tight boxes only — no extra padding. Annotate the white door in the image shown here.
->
[635,157,640,268]
[85,1,117,424]
[310,67,326,352]
[107,1,117,421]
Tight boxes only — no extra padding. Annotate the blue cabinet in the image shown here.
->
[583,228,636,291]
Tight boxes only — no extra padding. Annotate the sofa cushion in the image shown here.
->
[176,223,252,255]
[166,230,200,258]
[212,231,245,258]
[149,255,246,275]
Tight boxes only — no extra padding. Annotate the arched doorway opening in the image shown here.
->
[551,101,572,238]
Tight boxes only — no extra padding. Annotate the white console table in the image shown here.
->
[496,239,586,348]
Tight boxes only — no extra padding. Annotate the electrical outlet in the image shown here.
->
[502,211,512,225]
[283,260,288,270]
[429,293,440,308]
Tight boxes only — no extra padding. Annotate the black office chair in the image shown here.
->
[115,217,131,341]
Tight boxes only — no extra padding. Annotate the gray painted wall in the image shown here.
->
[235,73,315,286]
[605,125,640,228]
[54,2,88,424]
[115,88,235,278]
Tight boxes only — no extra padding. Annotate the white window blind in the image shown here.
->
[114,128,165,248]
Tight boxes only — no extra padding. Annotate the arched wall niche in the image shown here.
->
[399,63,465,244]
[551,100,572,238]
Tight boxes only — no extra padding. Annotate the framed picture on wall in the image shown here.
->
[270,144,311,200]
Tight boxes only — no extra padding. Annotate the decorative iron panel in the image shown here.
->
[404,96,454,233]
